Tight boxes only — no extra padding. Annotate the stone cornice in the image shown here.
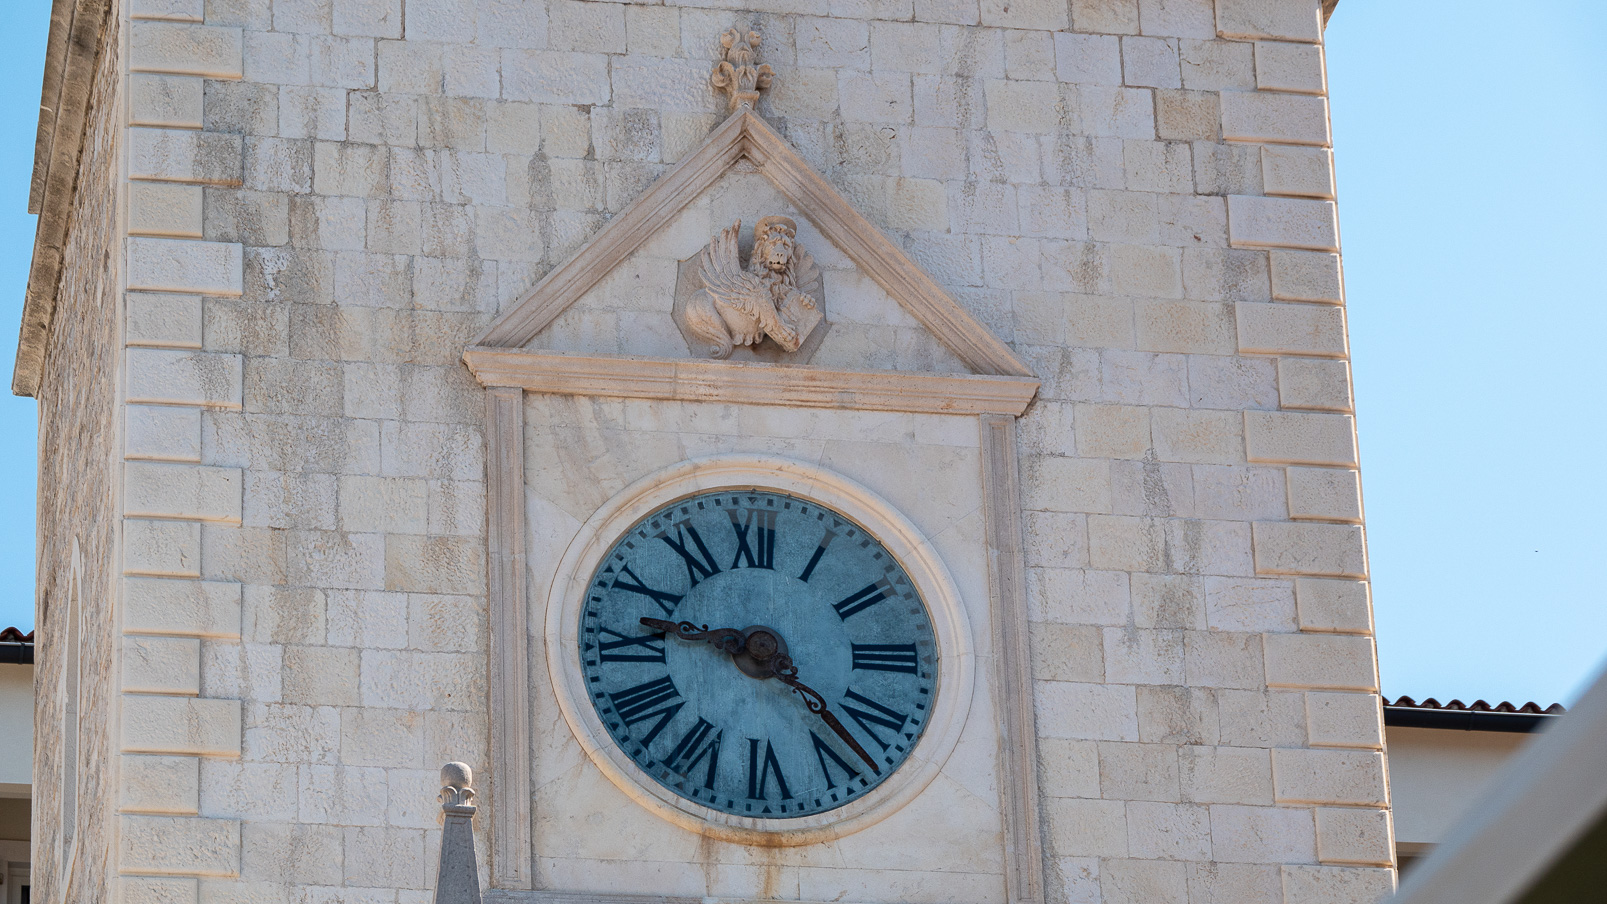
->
[462,347,1040,417]
[13,0,114,397]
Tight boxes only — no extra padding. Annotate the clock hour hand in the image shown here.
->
[772,656,881,774]
[638,617,747,656]
[639,618,881,773]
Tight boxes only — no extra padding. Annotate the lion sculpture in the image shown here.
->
[683,217,824,359]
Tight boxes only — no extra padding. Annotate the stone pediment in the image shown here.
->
[466,108,1038,414]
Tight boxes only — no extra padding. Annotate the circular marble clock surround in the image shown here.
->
[545,454,976,845]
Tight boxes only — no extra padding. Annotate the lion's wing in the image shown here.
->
[699,221,765,314]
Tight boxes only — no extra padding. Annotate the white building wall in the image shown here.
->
[0,664,32,794]
[1386,726,1531,849]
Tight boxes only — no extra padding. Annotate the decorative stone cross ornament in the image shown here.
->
[710,29,773,113]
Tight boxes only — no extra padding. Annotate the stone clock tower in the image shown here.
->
[17,1,1389,903]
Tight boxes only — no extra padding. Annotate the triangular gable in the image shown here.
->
[473,110,1033,380]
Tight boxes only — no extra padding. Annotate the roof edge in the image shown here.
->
[1385,707,1554,734]
[1393,665,1607,904]
[13,0,114,398]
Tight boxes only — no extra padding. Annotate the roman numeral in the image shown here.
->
[851,643,920,674]
[596,627,666,664]
[612,564,682,616]
[798,529,836,582]
[728,508,777,570]
[659,521,721,588]
[809,730,861,789]
[745,738,793,801]
[663,718,722,791]
[841,688,910,752]
[608,676,684,745]
[833,578,894,620]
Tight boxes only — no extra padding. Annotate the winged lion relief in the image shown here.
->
[672,216,829,363]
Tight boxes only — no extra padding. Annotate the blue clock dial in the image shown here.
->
[579,490,938,819]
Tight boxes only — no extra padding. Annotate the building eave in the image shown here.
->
[1385,695,1566,733]
[1393,666,1607,904]
[1385,707,1554,734]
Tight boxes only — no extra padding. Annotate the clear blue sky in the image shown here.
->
[0,2,1601,706]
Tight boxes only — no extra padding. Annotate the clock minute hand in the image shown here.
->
[771,656,881,774]
[639,618,881,774]
[638,617,748,656]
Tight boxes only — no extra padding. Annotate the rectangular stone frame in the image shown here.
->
[474,354,1045,904]
[486,386,533,889]
[980,413,1045,904]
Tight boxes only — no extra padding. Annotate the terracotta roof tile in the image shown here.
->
[1387,695,1566,716]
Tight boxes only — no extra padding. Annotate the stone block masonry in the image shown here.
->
[117,2,250,895]
[16,0,1388,902]
[1027,1,1388,897]
[28,10,126,904]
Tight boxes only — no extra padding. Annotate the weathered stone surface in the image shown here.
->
[1261,145,1335,198]
[124,518,203,577]
[1313,807,1393,866]
[120,815,241,877]
[1264,633,1379,691]
[1220,91,1330,146]
[130,74,204,128]
[25,7,1386,903]
[121,755,202,814]
[122,695,243,756]
[125,578,243,637]
[1277,357,1352,412]
[125,462,244,523]
[1305,692,1384,750]
[1244,411,1358,467]
[1237,301,1347,357]
[127,237,246,295]
[123,636,203,695]
[130,22,244,78]
[1294,577,1372,634]
[1282,865,1397,904]
[127,404,205,461]
[1227,196,1339,252]
[1270,249,1344,302]
[1253,522,1367,578]
[132,0,205,21]
[1285,466,1362,523]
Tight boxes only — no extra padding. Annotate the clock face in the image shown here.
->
[578,489,938,820]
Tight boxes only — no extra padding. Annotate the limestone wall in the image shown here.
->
[96,1,1388,903]
[33,12,123,904]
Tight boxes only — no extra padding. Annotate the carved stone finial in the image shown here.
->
[440,761,476,815]
[674,218,826,361]
[434,762,482,904]
[710,29,774,113]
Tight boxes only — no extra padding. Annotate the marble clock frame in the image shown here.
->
[464,103,1044,904]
